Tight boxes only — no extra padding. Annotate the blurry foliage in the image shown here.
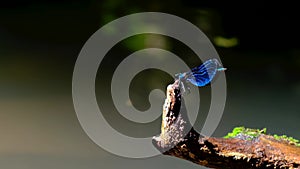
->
[123,34,170,52]
[0,0,299,85]
[213,36,238,48]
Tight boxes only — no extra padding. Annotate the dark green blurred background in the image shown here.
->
[1,1,299,169]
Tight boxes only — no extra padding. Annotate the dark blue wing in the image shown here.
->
[185,59,220,86]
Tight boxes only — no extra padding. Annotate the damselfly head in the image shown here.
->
[175,72,187,80]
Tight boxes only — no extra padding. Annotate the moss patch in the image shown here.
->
[273,134,300,146]
[224,126,266,140]
[224,126,300,146]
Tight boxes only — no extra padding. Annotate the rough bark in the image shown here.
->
[152,81,300,169]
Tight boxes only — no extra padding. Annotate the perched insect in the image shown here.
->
[175,59,226,93]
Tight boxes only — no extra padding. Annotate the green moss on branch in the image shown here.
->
[224,126,300,146]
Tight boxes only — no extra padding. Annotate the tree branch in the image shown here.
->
[152,81,300,169]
